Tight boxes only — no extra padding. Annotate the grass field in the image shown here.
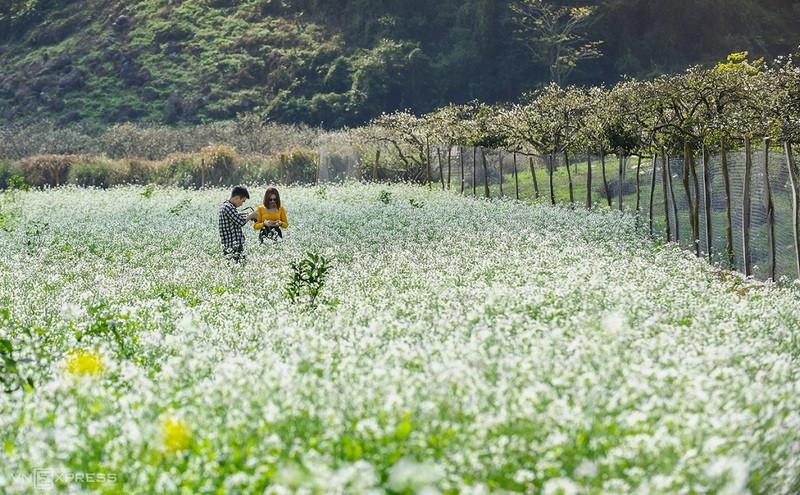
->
[1,183,799,494]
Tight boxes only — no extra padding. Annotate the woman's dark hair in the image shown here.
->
[231,185,250,199]
[263,187,281,209]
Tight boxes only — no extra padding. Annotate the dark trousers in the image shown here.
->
[259,226,283,243]
[223,244,244,262]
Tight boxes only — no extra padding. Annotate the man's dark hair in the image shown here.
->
[231,185,250,199]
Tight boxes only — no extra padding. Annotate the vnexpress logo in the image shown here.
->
[27,468,117,489]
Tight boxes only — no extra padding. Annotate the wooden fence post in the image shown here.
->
[649,153,658,236]
[764,138,775,281]
[742,137,753,277]
[702,144,712,260]
[785,141,800,278]
[586,152,593,209]
[530,156,540,199]
[720,137,734,269]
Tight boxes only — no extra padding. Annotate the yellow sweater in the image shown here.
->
[253,205,288,230]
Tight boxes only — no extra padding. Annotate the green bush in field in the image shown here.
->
[68,157,129,188]
[277,146,318,184]
[126,159,159,185]
[0,159,21,189]
[199,144,238,187]
[238,154,282,185]
[156,153,198,188]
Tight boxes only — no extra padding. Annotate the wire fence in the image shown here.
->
[319,143,800,283]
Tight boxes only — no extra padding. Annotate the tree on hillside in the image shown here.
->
[510,0,603,85]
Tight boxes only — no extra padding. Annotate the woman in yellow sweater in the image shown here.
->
[254,187,289,243]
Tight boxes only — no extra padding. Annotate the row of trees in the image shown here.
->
[351,51,800,280]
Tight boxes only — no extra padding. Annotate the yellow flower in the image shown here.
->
[161,417,192,453]
[66,349,104,376]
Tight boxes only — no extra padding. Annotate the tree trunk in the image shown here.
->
[460,146,465,194]
[586,152,593,209]
[548,153,556,205]
[498,150,504,197]
[720,138,734,269]
[683,140,697,247]
[649,153,658,236]
[437,146,445,190]
[426,141,432,190]
[601,152,611,207]
[742,137,753,277]
[373,149,380,181]
[688,142,701,256]
[635,155,642,212]
[472,147,477,196]
[481,147,490,198]
[702,144,712,260]
[530,156,539,199]
[513,152,519,200]
[785,141,800,278]
[447,146,452,190]
[667,153,680,242]
[661,151,671,241]
[618,154,624,211]
[565,150,574,204]
[764,138,775,281]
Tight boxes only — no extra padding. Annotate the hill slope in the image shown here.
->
[1,0,798,128]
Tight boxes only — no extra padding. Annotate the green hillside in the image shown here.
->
[1,0,798,128]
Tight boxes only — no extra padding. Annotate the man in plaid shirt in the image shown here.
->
[219,186,258,262]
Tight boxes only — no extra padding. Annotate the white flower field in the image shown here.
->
[1,183,799,494]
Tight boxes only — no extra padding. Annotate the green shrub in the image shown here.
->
[238,154,281,184]
[0,160,22,189]
[156,153,198,188]
[199,144,238,186]
[277,146,318,184]
[126,159,158,184]
[68,157,129,188]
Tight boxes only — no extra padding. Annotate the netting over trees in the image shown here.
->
[317,142,800,283]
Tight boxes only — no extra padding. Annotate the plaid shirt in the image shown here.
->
[218,200,248,249]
